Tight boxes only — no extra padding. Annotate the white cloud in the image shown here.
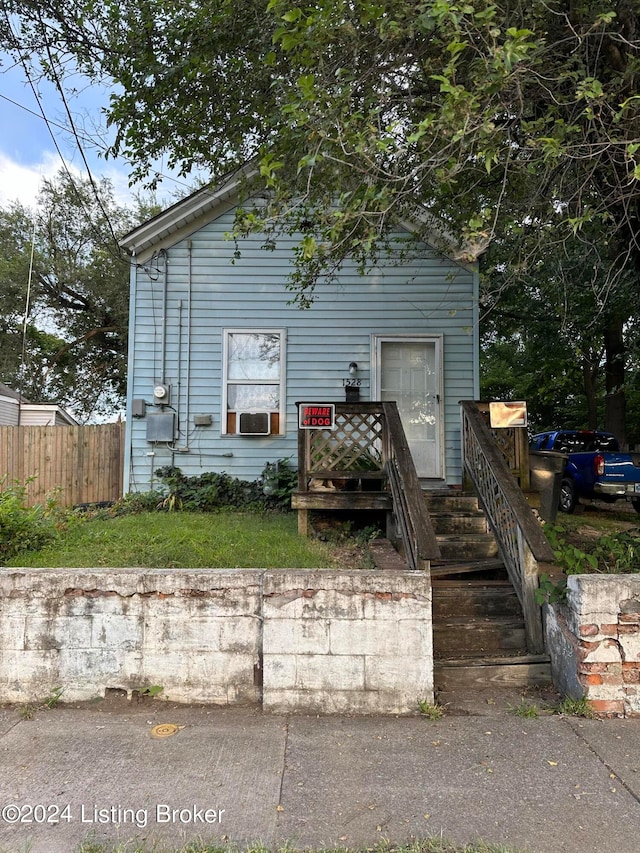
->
[0,150,64,208]
[0,146,190,215]
[0,150,140,210]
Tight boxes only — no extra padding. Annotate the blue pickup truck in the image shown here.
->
[530,430,640,513]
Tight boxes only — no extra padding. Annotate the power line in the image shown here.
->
[0,62,197,197]
[0,90,89,137]
[1,13,115,232]
[40,36,122,248]
[0,90,108,166]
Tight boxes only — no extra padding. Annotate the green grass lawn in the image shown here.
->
[4,511,339,569]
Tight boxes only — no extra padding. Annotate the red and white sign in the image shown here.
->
[298,403,336,429]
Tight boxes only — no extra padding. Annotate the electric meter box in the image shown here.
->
[153,384,171,405]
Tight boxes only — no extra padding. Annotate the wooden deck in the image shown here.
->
[291,490,392,510]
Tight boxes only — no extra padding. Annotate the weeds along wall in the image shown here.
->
[0,568,433,715]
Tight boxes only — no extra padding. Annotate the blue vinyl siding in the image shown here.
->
[124,205,478,491]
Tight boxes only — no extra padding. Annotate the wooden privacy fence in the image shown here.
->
[0,423,125,507]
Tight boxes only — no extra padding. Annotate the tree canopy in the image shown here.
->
[4,0,640,434]
[0,171,139,421]
[480,220,640,442]
[6,1,640,290]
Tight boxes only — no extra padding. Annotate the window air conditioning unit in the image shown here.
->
[237,411,270,435]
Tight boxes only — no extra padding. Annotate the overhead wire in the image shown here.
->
[0,90,95,138]
[2,14,124,256]
[0,91,196,196]
[0,13,198,247]
[0,14,202,422]
[43,33,122,248]
[1,11,141,415]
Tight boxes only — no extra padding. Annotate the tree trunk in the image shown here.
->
[581,351,599,430]
[604,314,626,446]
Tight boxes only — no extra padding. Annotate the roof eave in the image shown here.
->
[20,404,79,426]
[119,166,259,257]
[119,164,481,270]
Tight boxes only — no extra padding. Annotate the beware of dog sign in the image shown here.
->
[298,403,336,429]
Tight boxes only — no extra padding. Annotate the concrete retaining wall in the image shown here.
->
[0,568,432,715]
[263,570,432,715]
[545,574,640,717]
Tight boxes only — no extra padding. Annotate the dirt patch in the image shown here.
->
[309,511,384,569]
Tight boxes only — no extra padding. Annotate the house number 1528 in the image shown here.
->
[342,379,362,387]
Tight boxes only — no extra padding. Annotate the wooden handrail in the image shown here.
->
[383,402,440,568]
[461,402,554,562]
[460,400,554,653]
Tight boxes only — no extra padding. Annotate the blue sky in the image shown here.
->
[0,52,193,210]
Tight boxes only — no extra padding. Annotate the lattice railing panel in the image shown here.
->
[308,412,384,472]
[492,428,516,468]
[474,402,530,488]
[295,402,440,567]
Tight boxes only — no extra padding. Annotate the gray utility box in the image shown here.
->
[146,412,176,443]
[529,450,567,521]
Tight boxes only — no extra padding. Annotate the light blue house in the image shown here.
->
[120,172,479,492]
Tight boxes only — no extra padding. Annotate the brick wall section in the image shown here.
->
[545,575,640,717]
[0,568,433,715]
[262,570,433,715]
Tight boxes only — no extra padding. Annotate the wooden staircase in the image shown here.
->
[425,491,552,691]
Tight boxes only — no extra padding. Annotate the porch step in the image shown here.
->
[424,489,548,692]
[432,577,527,659]
[423,491,480,513]
[434,655,552,690]
[433,616,527,658]
[424,491,499,561]
[435,533,499,560]
[431,558,505,578]
[432,578,523,619]
[429,511,488,535]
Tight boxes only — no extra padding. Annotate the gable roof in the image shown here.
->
[120,166,475,270]
[120,167,258,260]
[0,382,27,402]
[19,404,79,426]
[0,383,79,425]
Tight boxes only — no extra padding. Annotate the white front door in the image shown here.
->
[375,337,443,479]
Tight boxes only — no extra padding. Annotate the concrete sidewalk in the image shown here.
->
[0,692,639,853]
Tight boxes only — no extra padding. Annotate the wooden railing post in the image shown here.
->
[518,531,545,654]
[296,406,310,535]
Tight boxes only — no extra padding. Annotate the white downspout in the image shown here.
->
[123,251,138,494]
[170,240,193,452]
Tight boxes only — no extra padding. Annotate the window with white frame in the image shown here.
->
[222,329,286,434]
